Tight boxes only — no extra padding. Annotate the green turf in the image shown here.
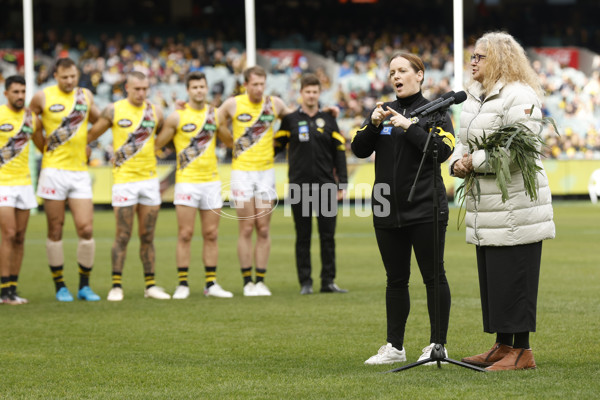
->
[1,201,599,399]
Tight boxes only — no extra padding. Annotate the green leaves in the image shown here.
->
[455,108,558,228]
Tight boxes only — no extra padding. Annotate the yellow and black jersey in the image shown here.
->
[231,94,277,171]
[111,99,158,184]
[275,107,347,186]
[41,85,91,171]
[0,105,37,186]
[173,104,219,183]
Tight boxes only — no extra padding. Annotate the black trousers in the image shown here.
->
[291,185,337,287]
[476,242,542,333]
[375,222,451,349]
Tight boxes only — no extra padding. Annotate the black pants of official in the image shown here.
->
[476,242,542,333]
[291,185,337,287]
[375,222,451,349]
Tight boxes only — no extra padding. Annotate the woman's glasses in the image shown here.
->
[470,54,487,63]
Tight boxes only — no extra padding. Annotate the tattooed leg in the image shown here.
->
[111,206,134,273]
[137,205,159,274]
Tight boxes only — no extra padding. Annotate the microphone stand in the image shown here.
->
[385,109,485,373]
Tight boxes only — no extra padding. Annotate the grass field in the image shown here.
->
[1,201,599,399]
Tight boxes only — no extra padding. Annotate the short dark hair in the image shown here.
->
[185,72,207,88]
[243,65,267,82]
[55,57,76,71]
[5,75,26,91]
[300,73,321,90]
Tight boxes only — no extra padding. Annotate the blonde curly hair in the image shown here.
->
[474,31,542,97]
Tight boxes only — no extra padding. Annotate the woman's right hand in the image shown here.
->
[371,102,392,127]
[453,154,473,178]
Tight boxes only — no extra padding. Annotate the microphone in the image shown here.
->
[415,91,467,118]
[409,91,455,117]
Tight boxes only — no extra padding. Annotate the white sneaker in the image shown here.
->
[204,283,233,298]
[417,343,449,365]
[254,281,271,296]
[107,287,124,302]
[144,286,171,300]
[243,282,258,296]
[13,294,29,304]
[365,343,406,365]
[172,285,190,299]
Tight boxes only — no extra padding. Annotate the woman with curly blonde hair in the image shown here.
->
[450,32,555,371]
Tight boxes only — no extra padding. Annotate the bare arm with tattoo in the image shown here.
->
[88,104,114,143]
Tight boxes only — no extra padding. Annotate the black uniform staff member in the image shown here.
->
[275,74,348,295]
[352,53,455,366]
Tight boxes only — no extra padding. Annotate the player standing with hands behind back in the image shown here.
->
[155,72,234,299]
[29,58,101,302]
[88,71,170,301]
[275,73,348,295]
[0,76,44,304]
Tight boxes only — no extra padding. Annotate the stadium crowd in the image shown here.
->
[1,29,600,161]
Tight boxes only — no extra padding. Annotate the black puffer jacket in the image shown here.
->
[351,91,455,229]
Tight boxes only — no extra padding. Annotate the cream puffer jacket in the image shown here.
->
[450,80,555,246]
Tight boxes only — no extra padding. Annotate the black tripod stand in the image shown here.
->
[386,110,485,373]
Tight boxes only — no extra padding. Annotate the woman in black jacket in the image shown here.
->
[352,53,455,365]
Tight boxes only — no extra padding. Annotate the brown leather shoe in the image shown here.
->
[461,343,513,367]
[485,348,537,371]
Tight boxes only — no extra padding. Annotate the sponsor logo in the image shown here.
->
[0,123,14,132]
[204,123,217,131]
[49,104,65,112]
[0,196,8,203]
[40,187,57,195]
[216,180,279,220]
[236,113,252,122]
[259,114,275,122]
[141,120,155,129]
[182,123,197,132]
[74,104,88,112]
[117,119,133,128]
[113,195,129,203]
[175,193,192,201]
[381,127,392,135]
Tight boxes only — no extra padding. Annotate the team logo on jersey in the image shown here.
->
[0,124,13,132]
[316,118,325,128]
[49,104,65,112]
[237,113,252,122]
[117,119,133,128]
[182,123,197,132]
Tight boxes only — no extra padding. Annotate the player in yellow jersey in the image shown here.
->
[88,71,170,301]
[29,58,101,302]
[155,72,234,299]
[0,76,44,305]
[217,65,296,296]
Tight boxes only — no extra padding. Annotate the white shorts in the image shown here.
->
[230,169,277,203]
[112,178,161,207]
[0,185,38,210]
[174,181,223,210]
[37,168,93,200]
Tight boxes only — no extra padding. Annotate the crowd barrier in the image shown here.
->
[84,159,600,204]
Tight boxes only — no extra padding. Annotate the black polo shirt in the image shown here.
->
[275,107,348,186]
